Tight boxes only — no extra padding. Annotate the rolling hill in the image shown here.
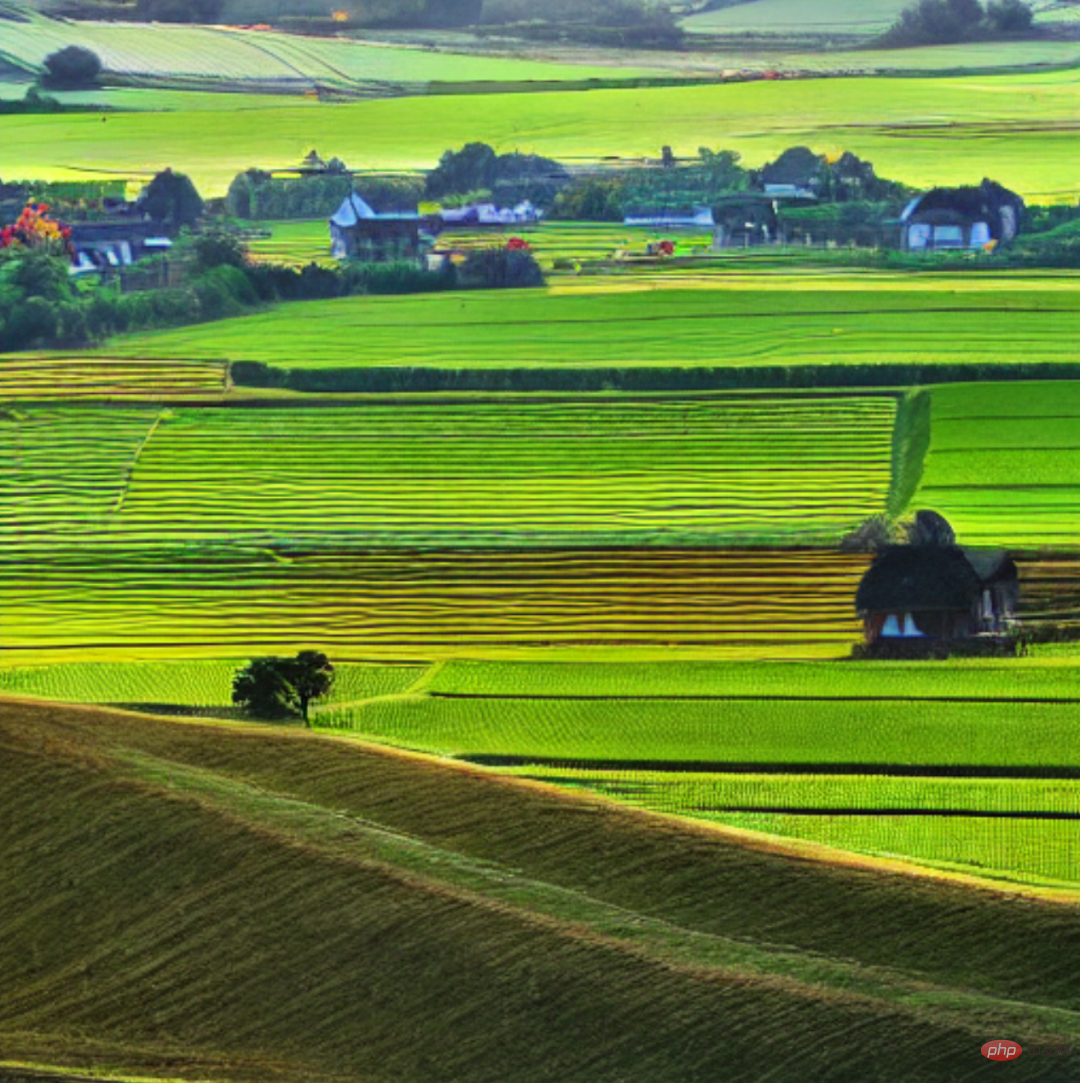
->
[3,696,1080,1082]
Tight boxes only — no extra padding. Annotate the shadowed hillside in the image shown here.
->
[2,698,1079,1082]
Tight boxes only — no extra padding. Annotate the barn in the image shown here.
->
[899,179,1024,252]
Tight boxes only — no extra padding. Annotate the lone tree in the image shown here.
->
[232,651,334,726]
[41,46,102,89]
[137,168,204,228]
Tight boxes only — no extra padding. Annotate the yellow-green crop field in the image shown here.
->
[0,549,872,661]
[6,69,1080,199]
[0,396,897,551]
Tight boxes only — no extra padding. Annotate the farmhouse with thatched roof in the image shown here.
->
[899,179,1024,252]
[855,511,1018,650]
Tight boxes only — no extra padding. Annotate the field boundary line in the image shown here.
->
[111,408,169,516]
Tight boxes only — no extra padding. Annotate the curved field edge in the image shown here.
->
[3,698,1080,1083]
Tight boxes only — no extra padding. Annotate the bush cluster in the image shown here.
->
[877,0,1033,46]
[0,231,509,353]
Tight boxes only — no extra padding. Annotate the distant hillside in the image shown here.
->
[681,0,1042,38]
[3,698,1080,1082]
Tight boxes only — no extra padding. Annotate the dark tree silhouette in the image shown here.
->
[137,168,204,228]
[232,651,335,726]
[42,46,102,89]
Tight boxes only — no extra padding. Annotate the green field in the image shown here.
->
[910,381,1080,547]
[424,657,1080,698]
[101,278,1080,370]
[0,658,425,713]
[0,9,654,89]
[681,0,922,34]
[7,69,1080,198]
[320,692,1080,767]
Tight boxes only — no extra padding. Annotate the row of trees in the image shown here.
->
[877,0,1033,46]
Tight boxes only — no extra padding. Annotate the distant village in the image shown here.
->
[0,142,1043,280]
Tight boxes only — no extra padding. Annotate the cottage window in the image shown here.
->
[932,225,964,247]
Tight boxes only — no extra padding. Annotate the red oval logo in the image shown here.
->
[982,1040,1023,1061]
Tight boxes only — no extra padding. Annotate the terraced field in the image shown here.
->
[911,381,1080,547]
[0,396,897,551]
[0,356,227,398]
[104,280,1080,370]
[8,69,1080,198]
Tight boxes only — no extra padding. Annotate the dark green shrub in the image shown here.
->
[10,249,74,303]
[2,296,58,350]
[458,247,544,289]
[192,228,247,272]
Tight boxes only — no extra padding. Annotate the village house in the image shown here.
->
[623,206,714,229]
[899,179,1024,252]
[855,515,1018,655]
[329,192,423,262]
[430,200,541,230]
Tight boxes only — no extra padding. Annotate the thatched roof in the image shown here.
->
[855,546,982,613]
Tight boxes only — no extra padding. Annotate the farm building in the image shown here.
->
[899,179,1024,252]
[329,192,423,262]
[711,195,779,248]
[856,544,1018,646]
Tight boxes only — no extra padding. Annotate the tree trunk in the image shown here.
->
[300,696,310,727]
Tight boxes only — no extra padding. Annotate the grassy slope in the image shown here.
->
[4,697,1080,1083]
[5,70,1079,197]
[102,279,1080,369]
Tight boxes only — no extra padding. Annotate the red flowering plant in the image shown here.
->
[0,203,75,259]
[506,236,531,251]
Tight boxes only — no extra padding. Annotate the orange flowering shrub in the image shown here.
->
[0,203,74,257]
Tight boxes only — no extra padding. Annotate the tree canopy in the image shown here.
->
[137,169,204,228]
[231,651,335,725]
[41,46,102,89]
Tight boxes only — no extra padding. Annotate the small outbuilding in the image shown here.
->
[899,179,1024,252]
